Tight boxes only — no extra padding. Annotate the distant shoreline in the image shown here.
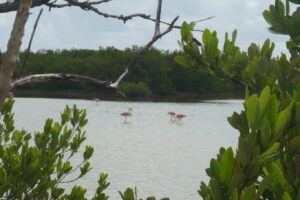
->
[13,89,243,102]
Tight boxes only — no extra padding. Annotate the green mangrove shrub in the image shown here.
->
[0,99,168,199]
[119,82,152,98]
[0,98,102,199]
[177,0,300,199]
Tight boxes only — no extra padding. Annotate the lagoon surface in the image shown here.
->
[12,98,243,200]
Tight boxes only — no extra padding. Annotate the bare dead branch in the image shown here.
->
[0,0,33,109]
[148,16,215,32]
[62,0,150,23]
[88,0,113,5]
[47,0,213,29]
[0,0,113,12]
[21,8,44,76]
[45,2,70,9]
[0,0,147,25]
[45,0,112,10]
[109,0,179,88]
[11,73,109,89]
[116,90,126,98]
[0,0,46,13]
[0,1,212,33]
[154,0,162,36]
[110,26,179,88]
[194,16,215,23]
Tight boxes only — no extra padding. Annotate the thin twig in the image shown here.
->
[154,0,162,36]
[21,8,43,76]
[148,16,215,32]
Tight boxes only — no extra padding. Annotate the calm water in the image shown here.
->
[12,98,243,200]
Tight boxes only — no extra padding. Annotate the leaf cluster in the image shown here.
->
[0,99,114,199]
[177,22,300,97]
[177,0,300,199]
[118,187,169,200]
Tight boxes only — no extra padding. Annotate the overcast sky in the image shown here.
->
[0,0,291,55]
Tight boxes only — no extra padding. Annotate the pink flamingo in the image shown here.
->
[120,108,133,123]
[176,113,186,123]
[167,112,176,121]
[93,98,101,105]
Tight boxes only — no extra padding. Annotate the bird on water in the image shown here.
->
[120,108,133,123]
[167,111,176,121]
[175,113,186,123]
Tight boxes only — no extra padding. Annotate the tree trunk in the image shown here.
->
[0,0,33,109]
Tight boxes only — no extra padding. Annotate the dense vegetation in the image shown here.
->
[177,0,300,199]
[14,47,240,100]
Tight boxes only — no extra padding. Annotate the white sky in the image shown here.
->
[0,0,291,56]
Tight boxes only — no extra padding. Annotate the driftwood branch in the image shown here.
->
[21,8,44,76]
[11,73,109,89]
[0,0,33,109]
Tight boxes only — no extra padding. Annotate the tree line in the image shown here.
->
[14,46,241,100]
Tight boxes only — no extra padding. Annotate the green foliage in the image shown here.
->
[178,0,300,199]
[200,87,297,199]
[118,187,169,200]
[0,98,100,199]
[92,173,110,200]
[177,24,300,95]
[263,0,300,57]
[119,82,152,98]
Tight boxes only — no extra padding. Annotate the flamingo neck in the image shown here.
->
[128,109,133,116]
